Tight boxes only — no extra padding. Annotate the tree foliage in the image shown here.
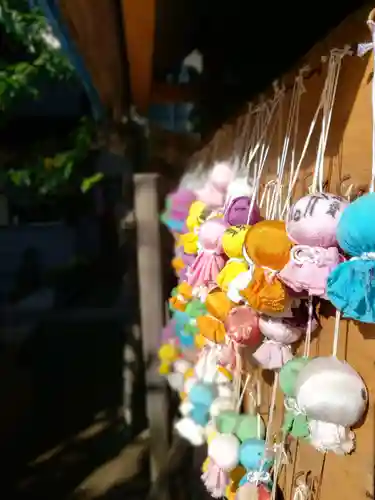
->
[0,0,101,195]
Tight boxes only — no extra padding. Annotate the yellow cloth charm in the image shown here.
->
[179,231,199,255]
[158,343,179,375]
[184,367,195,381]
[195,333,207,349]
[202,457,210,473]
[186,201,209,232]
[218,366,233,381]
[217,225,249,291]
[217,259,248,292]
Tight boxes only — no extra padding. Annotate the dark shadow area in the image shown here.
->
[0,198,149,499]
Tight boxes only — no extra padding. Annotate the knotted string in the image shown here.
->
[246,469,271,485]
[350,251,375,261]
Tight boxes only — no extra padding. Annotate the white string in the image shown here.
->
[265,372,279,446]
[275,71,306,219]
[312,48,350,194]
[284,69,308,215]
[303,295,314,357]
[260,180,278,219]
[271,442,287,500]
[236,373,251,412]
[247,87,285,224]
[257,378,262,438]
[252,372,279,489]
[332,309,341,358]
[235,104,253,169]
[281,46,350,216]
[367,20,375,192]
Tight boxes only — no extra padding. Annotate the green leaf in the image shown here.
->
[81,172,104,193]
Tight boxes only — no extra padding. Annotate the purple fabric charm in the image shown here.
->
[224,196,262,226]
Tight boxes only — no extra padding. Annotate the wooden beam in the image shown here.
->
[134,173,170,498]
[150,83,198,103]
[121,0,156,115]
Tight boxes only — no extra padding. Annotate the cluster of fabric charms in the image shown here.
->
[158,165,370,499]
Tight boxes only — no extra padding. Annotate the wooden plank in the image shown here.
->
[121,0,156,114]
[133,173,170,498]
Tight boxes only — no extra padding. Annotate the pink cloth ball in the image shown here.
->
[286,193,348,248]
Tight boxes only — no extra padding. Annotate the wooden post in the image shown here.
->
[134,173,170,498]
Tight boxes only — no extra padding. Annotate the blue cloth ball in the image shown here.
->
[239,438,267,470]
[178,331,195,349]
[189,382,216,407]
[189,404,210,426]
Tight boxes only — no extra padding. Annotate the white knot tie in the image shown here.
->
[246,470,271,485]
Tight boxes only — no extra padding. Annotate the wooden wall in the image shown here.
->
[189,6,375,500]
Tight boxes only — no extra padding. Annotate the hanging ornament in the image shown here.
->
[173,245,196,282]
[188,218,228,293]
[225,306,261,348]
[196,162,234,208]
[169,282,193,312]
[279,193,348,297]
[224,196,262,226]
[161,318,177,344]
[237,438,274,495]
[197,290,235,344]
[157,343,180,375]
[225,176,255,206]
[161,188,197,234]
[175,347,234,447]
[202,433,241,498]
[215,410,266,441]
[279,357,311,440]
[217,225,251,293]
[327,193,375,323]
[295,356,367,454]
[167,358,194,393]
[253,316,303,370]
[186,200,211,232]
[241,221,293,313]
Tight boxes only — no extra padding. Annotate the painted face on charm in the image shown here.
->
[286,193,348,248]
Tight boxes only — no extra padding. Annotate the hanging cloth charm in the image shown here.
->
[241,221,293,313]
[279,193,348,297]
[253,316,303,370]
[217,225,251,292]
[295,356,367,454]
[196,162,234,208]
[224,196,262,226]
[202,433,241,498]
[279,357,311,440]
[188,218,228,291]
[327,193,375,322]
